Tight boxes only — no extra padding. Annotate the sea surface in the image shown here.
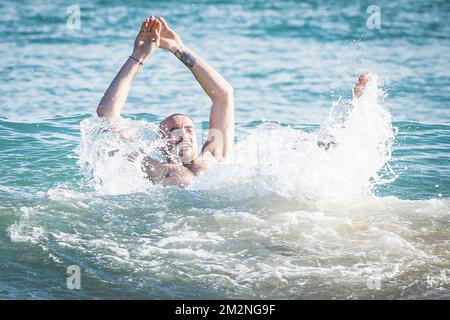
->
[0,0,449,299]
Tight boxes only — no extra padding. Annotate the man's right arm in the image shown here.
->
[97,58,142,119]
[97,17,161,119]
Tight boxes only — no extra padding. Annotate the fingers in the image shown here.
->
[358,73,368,82]
[353,73,370,98]
[155,21,162,34]
[145,16,155,32]
[357,73,370,88]
[141,19,149,31]
[140,16,162,33]
[150,19,157,33]
[159,16,169,30]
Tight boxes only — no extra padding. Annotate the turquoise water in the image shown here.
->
[0,0,449,299]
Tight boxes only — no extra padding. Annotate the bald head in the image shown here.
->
[159,114,194,134]
[159,114,199,164]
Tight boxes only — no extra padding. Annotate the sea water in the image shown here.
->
[0,0,449,299]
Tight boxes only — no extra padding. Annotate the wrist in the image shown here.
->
[128,55,144,65]
[170,43,185,54]
[131,52,146,62]
[131,47,155,63]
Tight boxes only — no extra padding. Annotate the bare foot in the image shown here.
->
[353,73,370,98]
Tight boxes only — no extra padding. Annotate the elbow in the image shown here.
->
[224,84,234,97]
[213,84,234,102]
[222,84,234,98]
[96,106,104,117]
[96,107,109,118]
[96,105,116,118]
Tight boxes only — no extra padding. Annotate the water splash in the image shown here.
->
[193,74,396,201]
[76,117,164,194]
[76,74,396,201]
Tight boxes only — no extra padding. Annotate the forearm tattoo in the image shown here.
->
[174,47,196,69]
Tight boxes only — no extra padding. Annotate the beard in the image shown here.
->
[176,144,195,164]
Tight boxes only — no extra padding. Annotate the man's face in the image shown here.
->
[159,114,199,164]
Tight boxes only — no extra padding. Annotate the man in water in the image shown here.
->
[97,16,370,187]
[97,16,234,187]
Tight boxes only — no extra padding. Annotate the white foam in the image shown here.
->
[193,74,395,201]
[76,73,395,202]
[8,207,45,244]
[76,117,164,195]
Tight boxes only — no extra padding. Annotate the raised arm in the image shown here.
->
[97,17,162,119]
[158,17,234,159]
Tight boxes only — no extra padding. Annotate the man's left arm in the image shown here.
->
[158,17,234,160]
[174,46,234,160]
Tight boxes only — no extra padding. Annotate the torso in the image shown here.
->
[143,151,220,187]
[185,151,219,175]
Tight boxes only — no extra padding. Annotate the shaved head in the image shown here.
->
[159,114,199,164]
[159,114,193,134]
